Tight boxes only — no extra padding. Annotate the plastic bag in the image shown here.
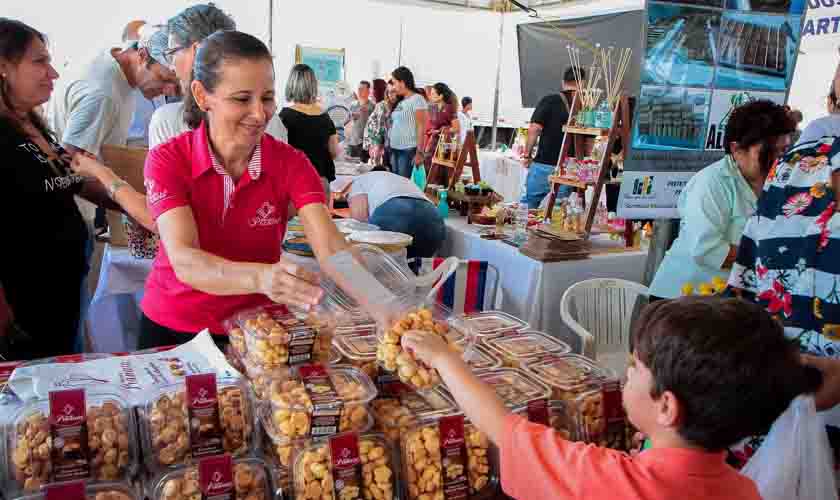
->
[742,395,837,500]
[412,162,427,191]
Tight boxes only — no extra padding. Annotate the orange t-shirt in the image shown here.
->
[501,415,761,500]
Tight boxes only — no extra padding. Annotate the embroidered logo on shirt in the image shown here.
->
[145,179,171,205]
[250,201,282,227]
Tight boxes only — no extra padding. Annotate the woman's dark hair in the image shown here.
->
[432,82,458,111]
[723,99,796,174]
[631,297,821,451]
[392,66,420,94]
[0,18,52,140]
[372,78,386,103]
[184,30,272,129]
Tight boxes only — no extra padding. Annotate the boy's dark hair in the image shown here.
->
[461,96,472,108]
[359,80,371,89]
[563,66,584,84]
[631,297,820,451]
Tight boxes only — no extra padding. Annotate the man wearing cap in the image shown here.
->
[46,25,178,158]
[149,3,286,148]
[125,22,173,147]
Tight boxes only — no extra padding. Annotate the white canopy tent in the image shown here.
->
[7,0,643,134]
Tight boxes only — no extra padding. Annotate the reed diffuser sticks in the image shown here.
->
[598,45,633,110]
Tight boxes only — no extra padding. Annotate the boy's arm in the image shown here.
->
[403,330,509,444]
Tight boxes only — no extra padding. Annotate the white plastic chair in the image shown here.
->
[560,278,649,377]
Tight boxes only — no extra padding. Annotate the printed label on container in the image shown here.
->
[438,415,469,500]
[287,326,317,365]
[329,433,363,500]
[48,388,90,482]
[199,454,235,500]
[186,373,224,457]
[45,480,86,500]
[299,364,342,437]
[526,398,550,425]
[602,381,625,424]
[375,366,409,398]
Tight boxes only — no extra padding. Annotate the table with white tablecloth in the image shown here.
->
[88,245,152,353]
[477,151,526,202]
[439,216,647,352]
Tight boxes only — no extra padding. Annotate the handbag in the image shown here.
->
[411,162,427,191]
[124,215,159,259]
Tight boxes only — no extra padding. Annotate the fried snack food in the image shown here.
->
[294,437,395,500]
[148,385,251,467]
[92,491,134,500]
[158,462,268,500]
[269,378,370,440]
[376,308,449,390]
[12,400,132,490]
[371,399,418,444]
[242,311,333,369]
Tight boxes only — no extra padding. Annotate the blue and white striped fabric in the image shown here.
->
[388,94,428,150]
[728,136,840,357]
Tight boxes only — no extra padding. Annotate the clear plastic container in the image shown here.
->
[523,354,616,402]
[328,346,342,366]
[139,377,255,473]
[513,399,578,441]
[14,481,140,500]
[376,302,475,391]
[333,328,378,380]
[241,354,292,400]
[266,366,376,441]
[571,383,630,451]
[223,318,246,361]
[292,433,397,500]
[6,392,138,492]
[259,425,293,494]
[149,457,273,500]
[401,418,498,500]
[237,306,334,370]
[483,331,571,368]
[454,311,528,337]
[464,344,501,371]
[473,368,551,408]
[370,388,457,444]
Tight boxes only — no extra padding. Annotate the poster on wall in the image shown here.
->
[295,45,345,96]
[619,0,805,218]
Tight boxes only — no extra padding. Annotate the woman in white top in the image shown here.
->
[348,169,445,258]
[387,66,428,179]
[148,4,286,148]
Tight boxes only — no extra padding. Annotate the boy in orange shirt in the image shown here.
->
[402,297,820,500]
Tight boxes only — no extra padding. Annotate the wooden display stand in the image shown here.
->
[427,130,481,189]
[544,93,634,247]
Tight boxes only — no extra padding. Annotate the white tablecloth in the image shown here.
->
[88,245,152,353]
[439,216,648,352]
[478,151,526,202]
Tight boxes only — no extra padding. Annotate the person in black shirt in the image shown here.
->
[520,66,581,208]
[0,19,140,359]
[279,64,337,193]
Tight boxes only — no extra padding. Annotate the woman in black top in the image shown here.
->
[279,64,337,189]
[0,19,142,359]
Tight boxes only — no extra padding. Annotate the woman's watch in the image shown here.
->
[107,179,130,200]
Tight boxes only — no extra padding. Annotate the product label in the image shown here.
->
[601,380,628,450]
[48,388,90,482]
[526,398,550,425]
[45,480,86,500]
[438,415,469,500]
[199,454,235,500]
[329,433,363,499]
[186,373,224,457]
[375,366,410,398]
[299,364,342,437]
[287,326,317,365]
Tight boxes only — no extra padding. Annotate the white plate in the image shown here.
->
[348,230,413,246]
[334,219,380,234]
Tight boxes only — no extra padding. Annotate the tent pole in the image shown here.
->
[491,10,505,151]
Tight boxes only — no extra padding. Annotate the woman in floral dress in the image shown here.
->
[728,135,840,467]
[364,87,397,167]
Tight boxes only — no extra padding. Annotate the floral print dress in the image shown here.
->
[728,136,840,358]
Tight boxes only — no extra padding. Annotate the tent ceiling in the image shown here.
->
[378,0,578,11]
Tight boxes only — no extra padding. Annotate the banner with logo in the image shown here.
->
[619,0,805,218]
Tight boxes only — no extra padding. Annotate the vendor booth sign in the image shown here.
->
[620,0,804,218]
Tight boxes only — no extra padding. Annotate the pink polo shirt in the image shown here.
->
[142,121,326,335]
[501,415,761,500]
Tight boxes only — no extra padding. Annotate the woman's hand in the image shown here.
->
[259,257,324,309]
[414,150,424,167]
[802,354,840,411]
[71,152,109,179]
[401,329,458,370]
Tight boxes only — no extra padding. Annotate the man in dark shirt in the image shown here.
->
[520,67,581,208]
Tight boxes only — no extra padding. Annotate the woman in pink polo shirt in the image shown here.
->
[136,31,351,348]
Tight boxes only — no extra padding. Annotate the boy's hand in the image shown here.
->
[401,330,457,370]
[802,354,840,411]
